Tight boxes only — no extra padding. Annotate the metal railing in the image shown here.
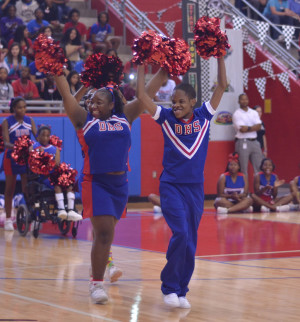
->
[224,0,300,76]
[0,100,65,113]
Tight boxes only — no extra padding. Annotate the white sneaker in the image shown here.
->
[57,209,67,220]
[179,296,191,309]
[163,293,180,308]
[244,206,253,213]
[217,207,228,214]
[67,210,82,221]
[4,219,14,231]
[107,265,122,283]
[153,205,162,213]
[261,205,270,213]
[89,282,108,304]
[276,205,290,212]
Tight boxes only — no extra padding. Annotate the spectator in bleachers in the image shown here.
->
[66,70,80,95]
[0,67,14,106]
[0,47,10,72]
[0,0,17,17]
[4,42,27,81]
[39,0,61,33]
[263,0,295,39]
[16,0,39,24]
[60,27,84,69]
[0,5,23,43]
[53,0,71,23]
[74,49,92,74]
[29,60,46,95]
[63,8,87,42]
[38,23,53,37]
[12,65,40,99]
[27,7,49,40]
[89,11,120,53]
[154,76,176,103]
[40,74,60,100]
[8,25,33,62]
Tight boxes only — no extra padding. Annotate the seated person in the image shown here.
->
[289,175,300,210]
[0,67,14,112]
[31,125,82,221]
[263,0,295,39]
[251,158,292,212]
[12,66,41,99]
[74,49,92,74]
[4,42,27,82]
[66,70,81,95]
[89,11,120,53]
[39,0,61,34]
[0,4,23,43]
[29,60,46,95]
[40,74,61,100]
[16,0,39,24]
[63,8,87,41]
[214,153,253,214]
[53,0,71,23]
[154,76,176,103]
[27,7,49,40]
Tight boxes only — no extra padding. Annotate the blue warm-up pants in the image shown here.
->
[159,181,204,297]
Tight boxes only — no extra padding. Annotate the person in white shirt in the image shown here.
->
[232,93,264,176]
[154,77,176,103]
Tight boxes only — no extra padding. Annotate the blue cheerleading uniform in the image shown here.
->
[223,172,245,202]
[32,142,57,189]
[297,176,300,190]
[2,115,33,175]
[258,171,276,203]
[153,101,215,297]
[77,112,131,219]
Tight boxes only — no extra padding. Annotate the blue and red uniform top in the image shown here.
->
[32,141,57,156]
[77,112,131,174]
[5,115,33,158]
[297,176,300,190]
[259,171,276,199]
[153,102,215,183]
[223,172,245,195]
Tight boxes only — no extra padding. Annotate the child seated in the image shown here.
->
[32,125,82,221]
[251,158,292,212]
[289,176,300,210]
[214,152,253,214]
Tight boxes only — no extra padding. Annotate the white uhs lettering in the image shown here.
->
[15,129,30,137]
[174,121,202,135]
[98,121,123,132]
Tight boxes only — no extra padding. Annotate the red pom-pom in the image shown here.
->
[49,135,62,151]
[81,53,124,88]
[132,30,165,65]
[0,125,4,153]
[49,162,78,189]
[33,34,68,76]
[159,37,191,76]
[28,150,56,175]
[194,16,231,59]
[11,136,33,165]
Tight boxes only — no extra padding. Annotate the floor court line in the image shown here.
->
[0,290,120,322]
[195,249,300,258]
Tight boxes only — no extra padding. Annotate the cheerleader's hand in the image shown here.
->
[274,179,285,188]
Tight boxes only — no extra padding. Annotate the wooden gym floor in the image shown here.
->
[1,202,300,321]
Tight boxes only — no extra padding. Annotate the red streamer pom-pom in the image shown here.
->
[28,150,56,176]
[49,162,78,189]
[132,30,165,65]
[194,16,231,59]
[81,53,124,88]
[49,135,62,151]
[159,37,191,76]
[11,136,33,165]
[0,125,4,153]
[33,34,68,76]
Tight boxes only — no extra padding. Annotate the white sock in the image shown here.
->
[67,191,75,210]
[55,193,65,209]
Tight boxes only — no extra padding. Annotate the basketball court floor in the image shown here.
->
[1,204,300,321]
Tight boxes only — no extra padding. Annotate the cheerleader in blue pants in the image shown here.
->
[136,57,227,309]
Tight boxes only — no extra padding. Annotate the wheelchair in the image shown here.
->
[16,173,81,238]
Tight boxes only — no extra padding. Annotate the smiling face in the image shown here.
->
[261,159,274,175]
[69,29,77,41]
[171,89,196,120]
[239,94,249,109]
[90,90,114,120]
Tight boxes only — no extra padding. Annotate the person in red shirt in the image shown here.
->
[12,66,41,99]
[63,8,87,41]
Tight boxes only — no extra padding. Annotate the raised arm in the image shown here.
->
[135,65,160,117]
[123,66,168,123]
[54,75,87,129]
[210,57,227,110]
[74,85,89,103]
